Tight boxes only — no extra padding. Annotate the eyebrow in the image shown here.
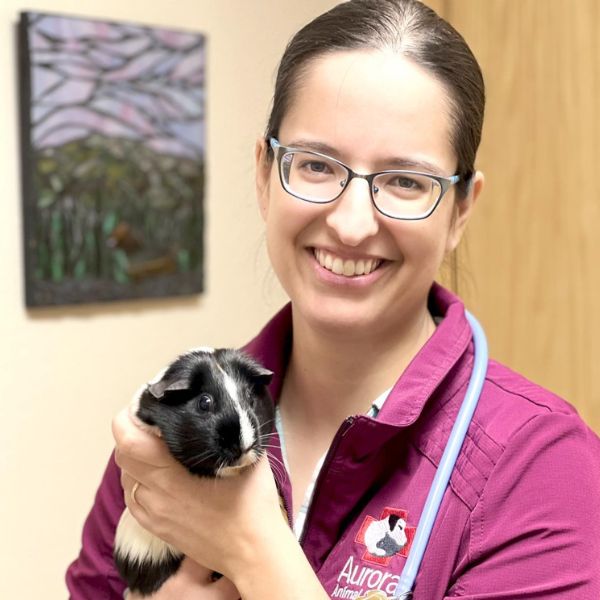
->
[285,138,448,175]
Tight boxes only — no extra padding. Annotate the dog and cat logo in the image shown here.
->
[356,507,416,565]
[331,507,416,599]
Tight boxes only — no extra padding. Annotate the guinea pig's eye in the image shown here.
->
[195,393,213,412]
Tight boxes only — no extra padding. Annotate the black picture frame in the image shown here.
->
[18,11,206,307]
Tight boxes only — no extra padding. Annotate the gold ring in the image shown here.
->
[131,481,140,505]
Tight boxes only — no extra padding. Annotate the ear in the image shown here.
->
[255,137,272,221]
[148,377,190,400]
[388,514,400,530]
[446,170,484,253]
[243,358,273,387]
[250,365,274,387]
[238,351,274,387]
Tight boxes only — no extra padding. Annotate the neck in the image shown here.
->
[279,304,437,432]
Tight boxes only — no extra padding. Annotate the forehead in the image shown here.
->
[279,50,455,171]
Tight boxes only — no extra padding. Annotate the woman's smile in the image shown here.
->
[306,245,393,291]
[313,248,383,278]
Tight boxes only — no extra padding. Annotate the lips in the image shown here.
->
[313,248,382,277]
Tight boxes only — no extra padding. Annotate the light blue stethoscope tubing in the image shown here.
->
[393,310,489,599]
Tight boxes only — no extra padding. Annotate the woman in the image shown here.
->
[67,1,600,598]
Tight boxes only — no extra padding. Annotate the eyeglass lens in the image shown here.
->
[280,150,441,218]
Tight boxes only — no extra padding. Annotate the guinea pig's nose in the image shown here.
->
[217,417,242,453]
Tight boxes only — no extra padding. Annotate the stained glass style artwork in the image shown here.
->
[18,12,205,307]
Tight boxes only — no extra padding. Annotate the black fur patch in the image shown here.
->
[115,551,184,596]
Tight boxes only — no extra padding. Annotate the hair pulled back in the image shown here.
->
[265,0,485,198]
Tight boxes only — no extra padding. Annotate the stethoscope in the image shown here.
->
[393,310,488,599]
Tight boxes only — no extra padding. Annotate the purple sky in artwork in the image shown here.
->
[27,13,205,159]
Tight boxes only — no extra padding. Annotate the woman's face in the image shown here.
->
[256,50,481,339]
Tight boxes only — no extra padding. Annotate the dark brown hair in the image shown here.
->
[265,0,485,198]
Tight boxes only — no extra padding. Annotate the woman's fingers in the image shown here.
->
[112,407,175,470]
[120,470,134,497]
[120,471,140,508]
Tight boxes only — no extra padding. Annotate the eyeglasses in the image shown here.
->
[269,137,460,221]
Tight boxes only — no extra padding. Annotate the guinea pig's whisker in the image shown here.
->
[260,443,284,454]
[186,449,219,469]
[260,443,282,452]
[269,456,286,478]
[260,420,277,433]
[259,448,287,480]
[258,431,277,446]
[260,425,276,436]
[216,458,231,478]
[187,448,217,462]
[269,462,286,483]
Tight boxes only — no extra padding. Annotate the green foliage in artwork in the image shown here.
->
[73,257,86,279]
[112,249,130,284]
[177,249,191,271]
[32,134,204,286]
[103,211,118,236]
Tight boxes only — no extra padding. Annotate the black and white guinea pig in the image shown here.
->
[113,347,275,597]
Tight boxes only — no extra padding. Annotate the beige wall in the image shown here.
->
[0,1,336,597]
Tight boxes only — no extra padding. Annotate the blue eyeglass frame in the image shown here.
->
[268,137,462,221]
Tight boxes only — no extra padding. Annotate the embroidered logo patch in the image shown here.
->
[355,507,416,566]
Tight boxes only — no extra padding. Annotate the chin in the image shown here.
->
[299,296,383,336]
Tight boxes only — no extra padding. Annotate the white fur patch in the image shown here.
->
[218,449,259,477]
[129,384,162,437]
[216,364,255,452]
[115,508,181,564]
[188,346,215,354]
[224,371,255,451]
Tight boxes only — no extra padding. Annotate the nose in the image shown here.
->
[325,177,379,246]
[217,416,242,456]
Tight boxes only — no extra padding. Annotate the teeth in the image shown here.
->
[356,260,365,275]
[343,260,355,276]
[332,258,344,275]
[314,250,381,277]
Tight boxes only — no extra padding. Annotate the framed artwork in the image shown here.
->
[18,12,205,307]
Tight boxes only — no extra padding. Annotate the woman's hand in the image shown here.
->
[126,558,240,600]
[112,406,285,581]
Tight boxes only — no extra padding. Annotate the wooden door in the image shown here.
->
[438,0,600,432]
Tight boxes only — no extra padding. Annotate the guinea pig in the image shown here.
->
[113,347,275,596]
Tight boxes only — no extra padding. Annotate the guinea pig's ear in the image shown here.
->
[248,365,273,387]
[148,378,190,400]
[388,514,400,530]
[221,349,274,387]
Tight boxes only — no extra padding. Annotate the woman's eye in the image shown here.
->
[195,393,213,412]
[298,159,332,174]
[392,176,419,189]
